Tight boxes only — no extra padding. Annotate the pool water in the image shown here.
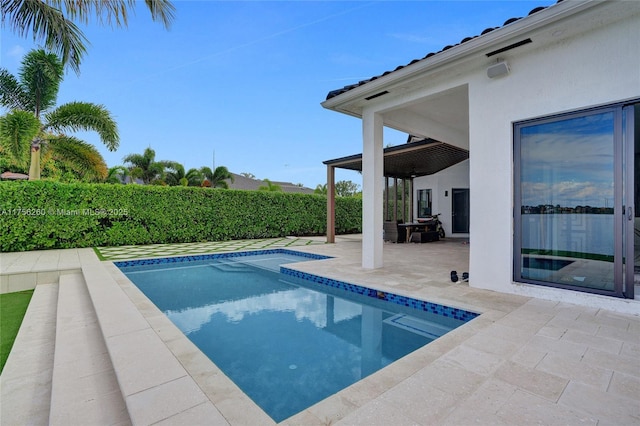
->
[117,250,477,422]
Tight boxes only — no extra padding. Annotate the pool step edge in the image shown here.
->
[81,260,229,425]
[0,282,58,426]
[49,272,130,425]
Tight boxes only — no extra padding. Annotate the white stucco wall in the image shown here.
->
[467,12,640,301]
[413,159,469,238]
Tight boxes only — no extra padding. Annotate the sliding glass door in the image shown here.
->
[514,102,637,298]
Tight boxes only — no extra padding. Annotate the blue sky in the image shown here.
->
[1,1,554,189]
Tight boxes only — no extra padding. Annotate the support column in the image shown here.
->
[409,178,414,222]
[393,177,398,222]
[326,165,335,243]
[362,110,384,269]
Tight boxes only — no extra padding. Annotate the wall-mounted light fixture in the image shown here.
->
[487,60,510,79]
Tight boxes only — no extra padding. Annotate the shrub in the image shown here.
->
[0,181,362,251]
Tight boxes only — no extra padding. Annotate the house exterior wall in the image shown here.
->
[323,1,638,311]
[413,159,469,238]
[467,13,639,304]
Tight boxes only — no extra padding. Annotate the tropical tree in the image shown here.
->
[336,180,360,197]
[163,161,186,186]
[258,179,282,192]
[200,166,233,189]
[314,184,327,195]
[105,165,129,184]
[0,49,118,181]
[122,147,167,184]
[1,0,176,74]
[185,167,204,186]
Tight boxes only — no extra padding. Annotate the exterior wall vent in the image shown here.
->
[486,38,532,57]
[365,91,389,101]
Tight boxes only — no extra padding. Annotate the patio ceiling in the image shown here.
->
[323,138,469,179]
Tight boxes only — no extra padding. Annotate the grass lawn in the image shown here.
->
[1,290,34,373]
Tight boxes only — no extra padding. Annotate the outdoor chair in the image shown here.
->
[383,220,404,243]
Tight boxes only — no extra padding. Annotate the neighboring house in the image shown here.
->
[226,173,315,194]
[322,1,639,312]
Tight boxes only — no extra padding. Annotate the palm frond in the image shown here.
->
[199,166,213,181]
[185,167,203,186]
[162,160,185,186]
[0,69,31,110]
[122,153,146,167]
[105,165,128,183]
[0,110,40,168]
[18,49,64,116]
[123,148,168,184]
[44,101,119,151]
[212,165,233,187]
[46,0,175,29]
[1,0,88,74]
[47,134,108,180]
[143,0,175,29]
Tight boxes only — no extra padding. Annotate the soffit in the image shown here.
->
[324,139,469,179]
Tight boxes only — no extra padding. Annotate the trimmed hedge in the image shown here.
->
[0,181,362,252]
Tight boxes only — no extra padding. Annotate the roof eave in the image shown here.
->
[320,0,603,116]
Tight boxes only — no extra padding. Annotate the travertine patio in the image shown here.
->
[1,236,638,425]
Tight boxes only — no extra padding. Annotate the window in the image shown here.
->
[417,189,432,218]
[513,102,637,298]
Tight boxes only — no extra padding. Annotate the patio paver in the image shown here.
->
[95,237,325,261]
[1,236,638,425]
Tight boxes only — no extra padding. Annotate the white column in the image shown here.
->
[326,165,335,243]
[362,109,384,269]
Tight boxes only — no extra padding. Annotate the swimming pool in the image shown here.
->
[116,249,478,422]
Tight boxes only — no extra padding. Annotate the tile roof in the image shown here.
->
[325,1,561,100]
[226,172,315,194]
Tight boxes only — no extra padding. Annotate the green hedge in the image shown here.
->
[0,181,362,252]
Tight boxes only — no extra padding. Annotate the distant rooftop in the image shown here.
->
[226,173,315,194]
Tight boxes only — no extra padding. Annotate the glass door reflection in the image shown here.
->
[517,110,619,294]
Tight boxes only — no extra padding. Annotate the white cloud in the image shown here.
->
[7,45,26,59]
[166,287,361,335]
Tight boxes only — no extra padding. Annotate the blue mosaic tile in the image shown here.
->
[280,267,479,322]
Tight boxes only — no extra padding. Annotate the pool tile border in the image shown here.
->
[280,267,479,322]
[115,249,479,323]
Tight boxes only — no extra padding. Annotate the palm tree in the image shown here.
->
[1,0,176,74]
[314,184,327,195]
[200,166,233,189]
[122,147,167,184]
[185,167,204,186]
[164,161,196,186]
[0,49,118,181]
[258,179,282,192]
[105,165,129,184]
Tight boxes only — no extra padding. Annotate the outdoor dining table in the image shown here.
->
[397,222,433,243]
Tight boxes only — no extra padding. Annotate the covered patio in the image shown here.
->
[323,137,469,242]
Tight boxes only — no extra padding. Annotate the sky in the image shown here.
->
[1,0,555,190]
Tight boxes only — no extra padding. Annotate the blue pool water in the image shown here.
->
[116,250,478,422]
